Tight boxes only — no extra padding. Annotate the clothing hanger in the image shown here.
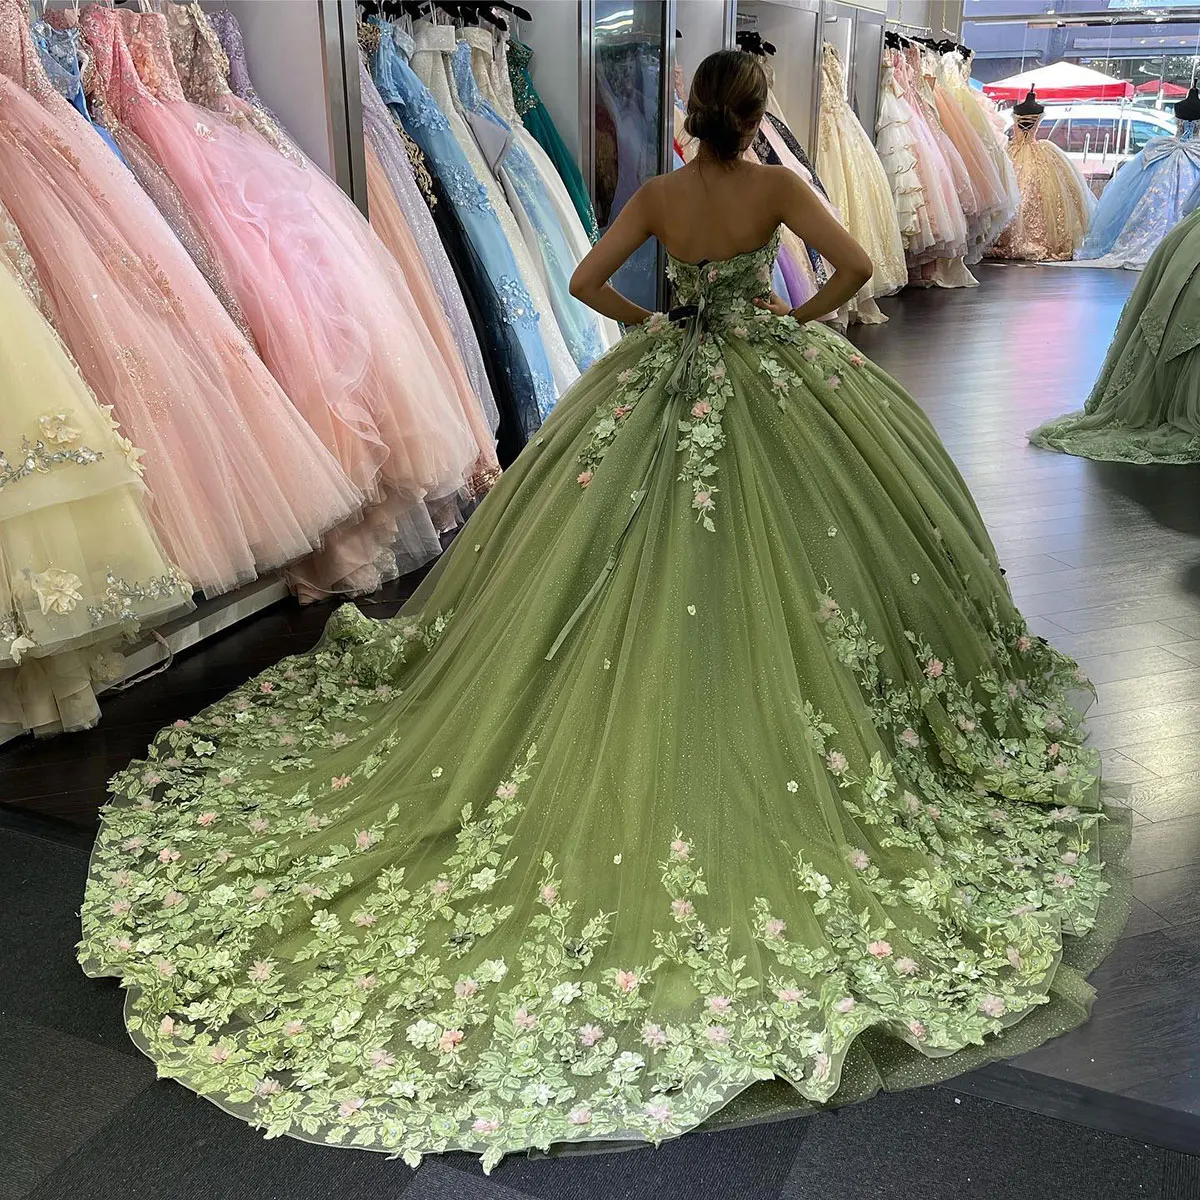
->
[490,1,531,21]
[735,31,775,57]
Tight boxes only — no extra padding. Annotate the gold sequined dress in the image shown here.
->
[990,115,1094,262]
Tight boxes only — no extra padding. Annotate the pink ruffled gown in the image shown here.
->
[0,0,362,596]
[892,47,975,288]
[80,6,485,600]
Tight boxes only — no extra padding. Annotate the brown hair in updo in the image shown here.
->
[684,50,768,162]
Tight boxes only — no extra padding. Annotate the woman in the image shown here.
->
[80,51,1127,1171]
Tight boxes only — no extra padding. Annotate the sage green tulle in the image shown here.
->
[1030,203,1200,463]
[79,232,1129,1172]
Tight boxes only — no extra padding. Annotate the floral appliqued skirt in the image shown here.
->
[80,307,1130,1171]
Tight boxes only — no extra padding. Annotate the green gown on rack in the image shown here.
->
[1030,203,1200,463]
[507,39,599,244]
[79,231,1129,1171]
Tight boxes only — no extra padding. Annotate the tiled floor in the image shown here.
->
[6,263,1200,1175]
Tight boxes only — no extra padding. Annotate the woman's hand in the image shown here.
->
[752,292,792,317]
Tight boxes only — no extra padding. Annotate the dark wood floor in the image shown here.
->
[5,263,1200,1147]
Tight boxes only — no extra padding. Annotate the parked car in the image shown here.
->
[1001,103,1176,183]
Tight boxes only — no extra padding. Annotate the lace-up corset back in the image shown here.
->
[1181,119,1200,142]
[666,230,780,313]
[1012,114,1043,143]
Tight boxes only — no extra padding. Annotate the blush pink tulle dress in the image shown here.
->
[0,0,363,597]
[79,6,489,601]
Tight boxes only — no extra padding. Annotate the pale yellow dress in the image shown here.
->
[990,115,1094,261]
[817,43,906,323]
[0,205,192,741]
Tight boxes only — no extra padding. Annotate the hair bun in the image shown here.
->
[685,103,743,159]
[684,50,769,162]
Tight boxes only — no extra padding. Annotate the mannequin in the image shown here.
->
[990,86,1093,261]
[1012,87,1044,128]
[1174,85,1200,125]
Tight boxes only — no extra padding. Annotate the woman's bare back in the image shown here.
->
[645,158,791,264]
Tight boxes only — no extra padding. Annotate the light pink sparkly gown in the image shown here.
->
[891,47,976,288]
[888,48,967,264]
[0,0,362,597]
[80,6,484,600]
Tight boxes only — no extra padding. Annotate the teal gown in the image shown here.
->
[507,38,599,244]
[1031,203,1200,463]
[79,231,1129,1171]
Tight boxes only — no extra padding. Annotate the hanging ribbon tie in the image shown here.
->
[544,293,711,662]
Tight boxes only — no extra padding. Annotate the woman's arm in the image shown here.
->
[773,170,873,324]
[569,183,658,325]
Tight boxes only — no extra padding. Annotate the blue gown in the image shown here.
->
[32,20,127,165]
[1077,119,1200,269]
[449,40,605,373]
[370,22,557,429]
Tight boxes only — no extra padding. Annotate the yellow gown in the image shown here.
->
[0,204,192,741]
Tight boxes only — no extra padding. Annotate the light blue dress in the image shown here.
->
[449,41,604,373]
[1077,120,1200,269]
[370,22,557,427]
[32,21,127,165]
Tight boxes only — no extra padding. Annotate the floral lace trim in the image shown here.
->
[3,562,190,664]
[87,566,192,626]
[0,433,105,490]
[398,125,436,209]
[80,568,1109,1170]
[574,304,868,525]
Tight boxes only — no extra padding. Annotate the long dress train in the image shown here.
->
[1030,203,1200,463]
[0,0,362,597]
[0,203,192,740]
[81,229,1128,1171]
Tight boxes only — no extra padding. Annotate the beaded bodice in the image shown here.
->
[506,38,536,117]
[81,6,175,119]
[665,231,780,312]
[0,0,68,105]
[166,2,234,110]
[821,42,847,96]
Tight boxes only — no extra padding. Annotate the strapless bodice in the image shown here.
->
[665,229,780,312]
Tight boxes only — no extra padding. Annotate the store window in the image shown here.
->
[963,1,1200,99]
[1128,117,1169,151]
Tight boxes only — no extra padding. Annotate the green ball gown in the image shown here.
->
[1030,202,1200,463]
[80,231,1130,1171]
